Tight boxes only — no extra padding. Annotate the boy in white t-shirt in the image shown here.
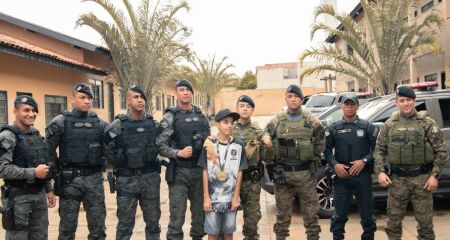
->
[198,109,248,240]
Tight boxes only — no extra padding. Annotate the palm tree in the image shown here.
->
[77,0,191,111]
[300,0,442,95]
[190,53,235,117]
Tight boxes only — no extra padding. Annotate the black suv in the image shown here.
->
[261,90,450,218]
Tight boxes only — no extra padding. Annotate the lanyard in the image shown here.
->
[216,138,231,171]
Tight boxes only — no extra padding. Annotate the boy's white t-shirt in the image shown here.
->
[198,137,248,212]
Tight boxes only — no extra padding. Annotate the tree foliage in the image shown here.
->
[236,70,257,90]
[300,0,442,95]
[77,0,191,111]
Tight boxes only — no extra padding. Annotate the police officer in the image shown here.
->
[324,94,377,240]
[104,85,162,240]
[265,85,325,240]
[46,83,107,240]
[0,95,57,239]
[232,95,272,240]
[374,86,448,240]
[156,79,210,240]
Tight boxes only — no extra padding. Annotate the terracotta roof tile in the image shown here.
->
[0,33,107,73]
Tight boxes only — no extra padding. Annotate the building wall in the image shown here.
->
[256,63,299,89]
[214,87,325,116]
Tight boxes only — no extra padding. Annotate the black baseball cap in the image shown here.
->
[215,109,240,122]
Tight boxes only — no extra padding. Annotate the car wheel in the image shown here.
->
[315,168,335,219]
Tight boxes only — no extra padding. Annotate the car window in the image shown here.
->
[324,107,343,125]
[305,95,335,108]
[373,101,426,123]
[438,98,450,128]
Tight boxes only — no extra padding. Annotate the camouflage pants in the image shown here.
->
[58,172,106,240]
[386,174,435,240]
[115,172,161,240]
[2,188,48,240]
[240,179,262,240]
[166,167,205,240]
[274,170,321,240]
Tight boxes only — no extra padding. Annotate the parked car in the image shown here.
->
[261,90,450,218]
[304,91,373,116]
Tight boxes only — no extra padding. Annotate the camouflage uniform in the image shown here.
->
[374,111,448,240]
[265,108,325,240]
[104,113,162,240]
[156,106,210,240]
[0,124,53,240]
[232,121,267,240]
[46,110,107,240]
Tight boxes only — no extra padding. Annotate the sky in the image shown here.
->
[1,0,358,75]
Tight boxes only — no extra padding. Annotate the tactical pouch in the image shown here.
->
[126,147,145,169]
[387,143,401,165]
[298,140,314,161]
[53,172,65,197]
[145,147,158,164]
[1,204,14,230]
[88,143,103,166]
[274,165,286,185]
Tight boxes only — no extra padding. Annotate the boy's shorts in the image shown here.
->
[204,211,237,234]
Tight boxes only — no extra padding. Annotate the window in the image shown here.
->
[347,44,353,55]
[424,73,437,82]
[324,106,343,125]
[0,91,7,127]
[421,1,434,13]
[283,68,298,79]
[45,95,67,126]
[120,89,126,110]
[402,79,410,85]
[155,94,161,111]
[162,93,166,111]
[16,92,32,97]
[439,98,450,128]
[172,96,175,107]
[89,79,104,109]
[167,95,172,107]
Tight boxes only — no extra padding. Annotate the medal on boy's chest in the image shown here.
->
[216,170,229,182]
[216,138,231,182]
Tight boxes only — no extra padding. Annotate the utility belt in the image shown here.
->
[61,166,102,179]
[390,164,432,177]
[115,166,158,177]
[176,158,200,168]
[3,180,45,192]
[1,184,43,198]
[242,164,264,182]
[279,161,312,172]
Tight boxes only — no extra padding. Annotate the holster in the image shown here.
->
[162,159,175,184]
[266,162,276,182]
[1,185,15,230]
[53,172,65,197]
[274,164,286,185]
[107,171,116,193]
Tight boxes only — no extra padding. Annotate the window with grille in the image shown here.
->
[89,79,104,109]
[45,95,67,126]
[424,73,437,82]
[0,91,7,127]
[421,1,434,13]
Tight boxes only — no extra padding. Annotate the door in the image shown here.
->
[108,82,115,122]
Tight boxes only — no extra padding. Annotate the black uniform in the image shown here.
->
[324,117,377,240]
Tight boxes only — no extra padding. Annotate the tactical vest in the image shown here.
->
[387,111,434,167]
[274,111,314,164]
[59,111,103,167]
[0,125,48,186]
[167,106,210,162]
[331,119,371,164]
[116,115,159,169]
[232,123,261,167]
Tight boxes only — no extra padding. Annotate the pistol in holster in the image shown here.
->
[274,164,286,185]
[161,159,175,184]
[107,171,116,193]
[1,186,19,230]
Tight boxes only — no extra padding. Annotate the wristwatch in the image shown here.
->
[362,158,368,163]
[431,173,440,179]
